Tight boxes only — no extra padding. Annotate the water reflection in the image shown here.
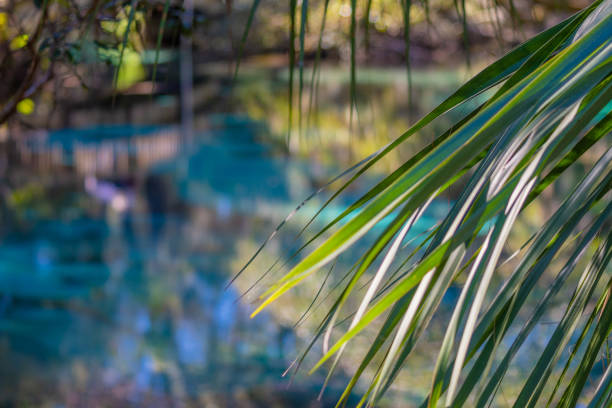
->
[1,118,369,406]
[15,125,181,176]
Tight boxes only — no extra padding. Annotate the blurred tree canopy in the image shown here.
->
[0,0,587,126]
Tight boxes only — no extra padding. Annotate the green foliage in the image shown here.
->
[245,1,612,406]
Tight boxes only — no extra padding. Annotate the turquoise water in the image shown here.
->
[0,115,451,406]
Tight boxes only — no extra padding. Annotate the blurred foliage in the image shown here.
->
[0,0,586,129]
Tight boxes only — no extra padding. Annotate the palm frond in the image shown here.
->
[245,1,612,406]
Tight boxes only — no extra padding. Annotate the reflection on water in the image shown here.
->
[17,126,181,176]
[0,115,386,406]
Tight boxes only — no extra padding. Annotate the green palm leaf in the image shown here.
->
[244,1,612,406]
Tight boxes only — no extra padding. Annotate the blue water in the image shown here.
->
[0,118,449,406]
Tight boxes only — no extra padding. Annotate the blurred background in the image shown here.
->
[0,0,596,406]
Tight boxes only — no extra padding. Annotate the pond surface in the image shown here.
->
[0,121,318,406]
[0,75,457,407]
